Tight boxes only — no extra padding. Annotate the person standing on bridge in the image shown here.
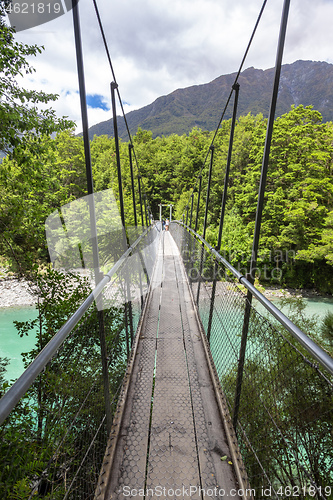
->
[165,218,169,231]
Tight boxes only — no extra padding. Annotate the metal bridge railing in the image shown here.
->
[171,221,333,500]
[0,225,160,499]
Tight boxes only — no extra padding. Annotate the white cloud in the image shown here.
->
[10,0,333,133]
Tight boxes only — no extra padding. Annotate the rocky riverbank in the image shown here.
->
[0,267,329,309]
[0,277,36,308]
[262,285,327,300]
[0,268,36,308]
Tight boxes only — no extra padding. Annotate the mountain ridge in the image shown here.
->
[87,60,333,140]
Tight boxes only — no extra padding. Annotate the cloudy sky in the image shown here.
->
[8,0,333,132]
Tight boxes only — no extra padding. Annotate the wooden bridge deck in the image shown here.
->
[95,231,248,500]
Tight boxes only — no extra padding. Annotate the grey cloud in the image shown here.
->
[12,0,333,130]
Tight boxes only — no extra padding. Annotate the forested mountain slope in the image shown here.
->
[2,105,333,291]
[87,60,333,139]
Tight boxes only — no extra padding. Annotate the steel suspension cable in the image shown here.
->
[188,0,268,207]
[92,0,268,219]
[208,0,268,148]
[92,0,131,142]
[91,0,152,215]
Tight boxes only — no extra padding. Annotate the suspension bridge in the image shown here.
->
[94,230,248,500]
[1,0,333,498]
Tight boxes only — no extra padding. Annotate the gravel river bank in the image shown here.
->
[0,269,330,309]
[0,276,36,308]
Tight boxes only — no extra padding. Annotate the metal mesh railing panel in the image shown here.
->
[0,226,160,499]
[171,222,333,500]
[0,305,124,500]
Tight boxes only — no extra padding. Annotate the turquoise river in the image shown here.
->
[1,296,333,383]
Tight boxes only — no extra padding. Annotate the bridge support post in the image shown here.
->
[72,0,113,435]
[138,175,144,227]
[159,203,162,224]
[129,144,137,227]
[111,81,127,237]
[169,203,173,223]
[110,81,135,368]
[143,194,149,227]
[217,83,239,250]
[207,84,240,342]
[189,193,194,229]
[194,175,202,233]
[232,0,291,432]
[203,145,214,240]
[196,146,214,305]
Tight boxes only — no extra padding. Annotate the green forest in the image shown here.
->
[1,0,332,291]
[1,2,333,497]
[1,105,333,291]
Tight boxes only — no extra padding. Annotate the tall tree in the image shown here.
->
[0,0,73,157]
[0,131,86,272]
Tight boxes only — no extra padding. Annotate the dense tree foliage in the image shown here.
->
[0,269,127,498]
[1,105,333,290]
[0,131,86,272]
[129,106,333,291]
[3,8,332,497]
[0,1,73,156]
[0,4,75,272]
[220,297,333,492]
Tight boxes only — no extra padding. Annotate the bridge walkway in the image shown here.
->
[95,231,246,500]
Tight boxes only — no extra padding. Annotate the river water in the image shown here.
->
[0,305,38,382]
[1,296,333,383]
[254,295,333,320]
